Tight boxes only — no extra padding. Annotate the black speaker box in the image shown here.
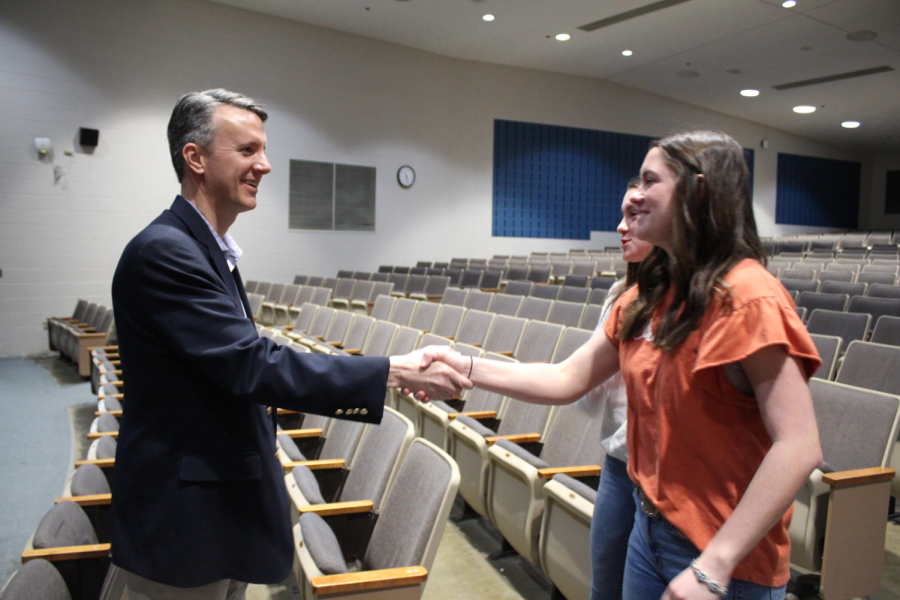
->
[79,127,100,147]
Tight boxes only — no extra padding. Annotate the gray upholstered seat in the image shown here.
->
[463,289,493,312]
[557,285,590,303]
[806,309,870,355]
[0,559,72,600]
[514,321,564,364]
[789,379,900,599]
[871,316,900,347]
[819,281,866,297]
[530,284,560,300]
[808,334,841,380]
[580,303,603,330]
[546,300,586,327]
[797,292,849,320]
[482,315,527,356]
[368,295,395,321]
[454,310,495,347]
[285,407,415,518]
[407,301,440,333]
[70,463,111,497]
[516,297,552,321]
[848,296,900,333]
[488,294,523,316]
[430,305,466,339]
[866,284,900,299]
[439,287,468,306]
[294,439,460,599]
[503,280,533,296]
[780,278,820,295]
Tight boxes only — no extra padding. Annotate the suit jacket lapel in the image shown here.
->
[169,196,245,314]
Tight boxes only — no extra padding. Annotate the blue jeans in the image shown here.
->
[622,490,785,600]
[590,455,635,600]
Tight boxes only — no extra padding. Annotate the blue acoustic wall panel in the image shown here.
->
[776,153,860,228]
[493,120,654,239]
[493,121,756,239]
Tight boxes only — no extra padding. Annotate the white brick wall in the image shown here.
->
[0,0,872,357]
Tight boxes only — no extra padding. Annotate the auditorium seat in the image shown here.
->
[368,294,395,321]
[530,284,560,301]
[292,439,458,600]
[516,297,552,321]
[387,297,418,326]
[440,287,468,306]
[454,310,495,347]
[546,300,585,328]
[463,289,493,312]
[871,316,900,347]
[482,315,528,357]
[848,296,900,334]
[430,305,466,340]
[808,334,841,380]
[819,281,866,297]
[410,275,450,302]
[580,303,603,330]
[789,379,899,600]
[0,558,73,600]
[796,292,849,321]
[806,309,870,355]
[408,301,440,333]
[488,293,523,317]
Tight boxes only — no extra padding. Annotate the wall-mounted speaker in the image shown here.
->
[79,128,99,147]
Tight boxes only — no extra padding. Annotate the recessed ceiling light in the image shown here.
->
[793,105,816,113]
[555,33,571,41]
[842,121,861,128]
[622,50,633,56]
[782,0,797,7]
[740,89,760,97]
[482,14,494,22]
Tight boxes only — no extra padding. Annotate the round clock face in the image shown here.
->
[398,165,415,188]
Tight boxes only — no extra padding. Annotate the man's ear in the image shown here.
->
[182,143,206,177]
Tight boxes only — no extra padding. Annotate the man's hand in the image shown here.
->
[388,346,472,402]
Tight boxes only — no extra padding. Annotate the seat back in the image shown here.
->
[540,394,607,468]
[530,285,560,300]
[362,321,399,357]
[547,300,586,327]
[310,287,332,306]
[369,295,395,321]
[1,559,72,600]
[293,303,319,333]
[424,275,450,297]
[848,296,900,332]
[307,307,335,339]
[409,302,440,333]
[323,311,354,345]
[368,282,394,303]
[558,285,590,303]
[810,379,900,472]
[808,334,841,381]
[515,321,564,363]
[553,327,593,362]
[482,315,528,356]
[320,419,367,465]
[70,463,111,496]
[871,316,900,347]
[455,310,495,347]
[463,290,493,311]
[867,284,900,299]
[797,292,849,317]
[819,281,866,297]
[516,297,553,321]
[463,352,515,412]
[480,270,502,290]
[342,407,416,511]
[806,309,870,355]
[404,275,428,296]
[440,288,468,306]
[388,298,417,326]
[460,269,483,289]
[349,281,374,302]
[362,439,460,574]
[33,501,98,549]
[387,327,422,357]
[780,279,820,294]
[503,280,533,296]
[837,341,900,395]
[489,294,523,316]
[341,315,375,351]
[296,285,315,306]
[431,305,466,339]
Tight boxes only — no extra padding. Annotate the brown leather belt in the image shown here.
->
[637,486,661,519]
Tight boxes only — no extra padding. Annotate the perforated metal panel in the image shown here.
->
[335,164,376,231]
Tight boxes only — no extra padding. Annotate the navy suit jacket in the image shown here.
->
[110,196,388,587]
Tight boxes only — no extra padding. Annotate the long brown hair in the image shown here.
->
[608,177,643,306]
[618,130,766,351]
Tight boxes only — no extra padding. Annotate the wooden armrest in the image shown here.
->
[94,410,122,418]
[326,341,343,347]
[111,381,124,388]
[481,288,500,293]
[299,500,373,517]
[109,360,121,366]
[282,428,324,439]
[75,458,115,469]
[277,408,299,415]
[496,351,514,357]
[283,325,294,331]
[283,459,345,473]
[80,327,97,333]
[485,433,541,446]
[87,431,118,440]
[314,335,325,340]
[822,467,894,487]
[112,370,122,376]
[311,566,427,595]
[55,493,112,506]
[344,348,361,355]
[537,465,602,480]
[426,295,443,301]
[22,544,111,563]
[100,346,118,351]
[447,410,497,421]
[470,343,481,348]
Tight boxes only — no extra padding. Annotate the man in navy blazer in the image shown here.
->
[110,89,468,599]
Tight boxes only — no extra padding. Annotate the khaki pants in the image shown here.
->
[125,571,248,600]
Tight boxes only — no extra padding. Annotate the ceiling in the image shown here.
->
[206,0,900,156]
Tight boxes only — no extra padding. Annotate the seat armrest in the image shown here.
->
[75,458,115,469]
[344,348,362,355]
[277,408,299,415]
[282,325,294,331]
[537,465,602,480]
[282,428,324,438]
[447,410,496,422]
[87,431,118,440]
[496,351,513,356]
[485,433,541,446]
[94,410,122,418]
[310,566,427,595]
[22,544,111,563]
[822,466,894,487]
[283,458,345,473]
[299,500,373,517]
[55,494,112,507]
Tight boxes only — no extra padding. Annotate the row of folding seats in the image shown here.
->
[773,261,900,286]
[47,299,117,377]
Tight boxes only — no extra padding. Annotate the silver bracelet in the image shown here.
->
[690,559,728,597]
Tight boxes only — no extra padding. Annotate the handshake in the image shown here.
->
[387,346,474,402]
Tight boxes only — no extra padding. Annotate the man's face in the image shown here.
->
[201,104,271,215]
